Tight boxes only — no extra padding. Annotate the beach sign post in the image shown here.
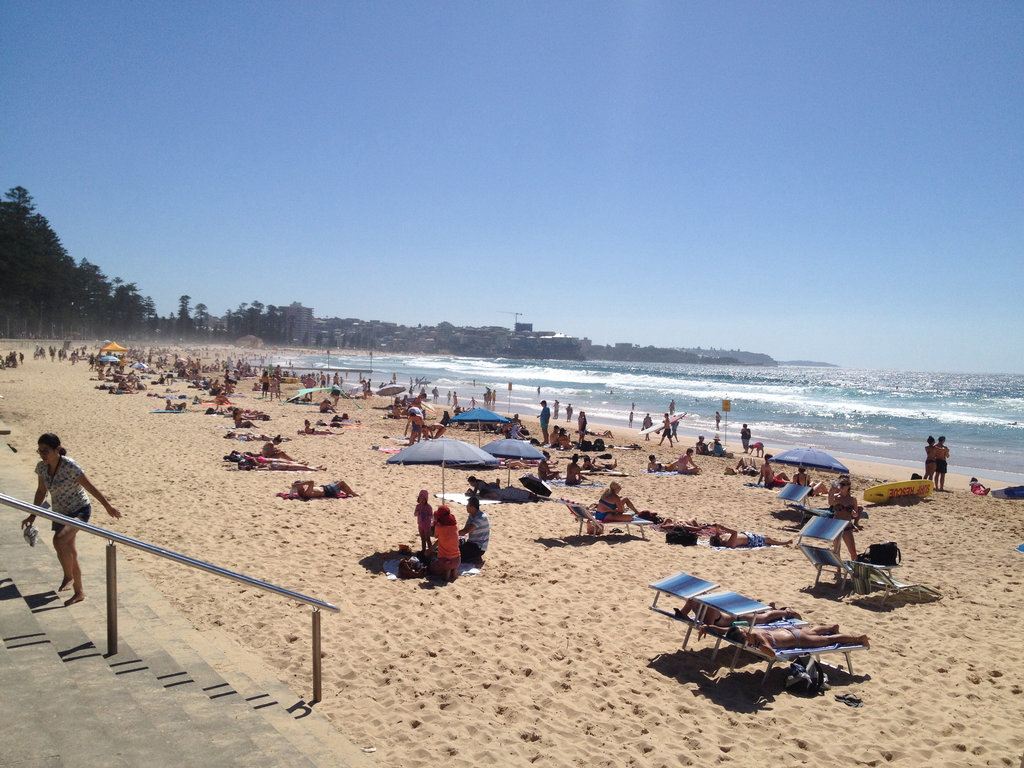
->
[721,399,730,448]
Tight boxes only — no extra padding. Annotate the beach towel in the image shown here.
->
[547,478,605,489]
[644,470,679,477]
[435,493,501,506]
[383,558,481,580]
[149,410,185,414]
[276,491,352,500]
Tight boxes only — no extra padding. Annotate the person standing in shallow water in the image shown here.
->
[21,433,122,606]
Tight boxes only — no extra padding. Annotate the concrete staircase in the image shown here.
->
[0,440,370,768]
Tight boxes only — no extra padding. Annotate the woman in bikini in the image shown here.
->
[593,482,640,523]
[729,624,870,657]
[290,479,358,498]
[831,479,862,559]
[924,436,937,481]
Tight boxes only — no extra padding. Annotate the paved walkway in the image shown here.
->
[0,420,371,767]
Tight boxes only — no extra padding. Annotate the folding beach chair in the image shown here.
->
[777,483,812,505]
[649,572,718,617]
[564,501,653,539]
[797,517,853,589]
[850,561,941,603]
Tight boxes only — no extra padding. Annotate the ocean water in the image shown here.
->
[277,353,1024,484]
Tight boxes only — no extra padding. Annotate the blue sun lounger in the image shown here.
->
[565,502,653,539]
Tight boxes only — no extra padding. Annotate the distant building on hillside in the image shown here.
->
[284,302,314,345]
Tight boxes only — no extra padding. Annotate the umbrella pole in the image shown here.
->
[442,460,446,496]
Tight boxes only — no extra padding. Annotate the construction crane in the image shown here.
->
[499,311,522,331]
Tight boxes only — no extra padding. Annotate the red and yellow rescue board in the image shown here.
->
[863,479,934,504]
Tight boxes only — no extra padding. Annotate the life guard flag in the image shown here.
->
[722,400,731,412]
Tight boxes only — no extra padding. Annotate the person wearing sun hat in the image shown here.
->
[428,506,461,582]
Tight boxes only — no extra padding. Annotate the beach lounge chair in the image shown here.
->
[710,621,868,681]
[797,517,854,589]
[777,483,812,505]
[565,501,653,539]
[850,561,941,603]
[649,572,718,616]
[677,589,864,681]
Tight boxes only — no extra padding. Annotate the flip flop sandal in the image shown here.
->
[610,528,624,534]
[835,694,863,707]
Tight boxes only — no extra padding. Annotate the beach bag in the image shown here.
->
[637,510,663,524]
[858,542,901,566]
[785,654,829,696]
[665,530,698,546]
[398,557,424,579]
[579,440,594,452]
[592,438,606,451]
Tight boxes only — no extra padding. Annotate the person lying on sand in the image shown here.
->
[238,457,326,471]
[708,525,792,549]
[727,624,870,657]
[290,479,358,498]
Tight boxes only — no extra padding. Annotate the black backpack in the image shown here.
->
[665,530,698,546]
[857,542,901,566]
[785,654,829,696]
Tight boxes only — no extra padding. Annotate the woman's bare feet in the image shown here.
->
[64,593,85,606]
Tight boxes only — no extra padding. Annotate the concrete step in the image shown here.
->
[0,534,368,768]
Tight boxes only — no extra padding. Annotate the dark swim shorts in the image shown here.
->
[52,504,91,532]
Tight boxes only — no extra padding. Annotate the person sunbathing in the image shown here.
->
[668,448,701,475]
[262,436,295,461]
[707,525,792,548]
[423,423,447,439]
[238,456,326,471]
[581,455,617,472]
[758,455,790,488]
[734,458,759,476]
[593,482,640,522]
[727,624,870,657]
[233,407,256,428]
[674,601,803,638]
[564,455,585,486]
[538,451,561,480]
[302,419,335,435]
[290,479,358,498]
[647,455,665,472]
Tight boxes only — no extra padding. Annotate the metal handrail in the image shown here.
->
[1,492,338,701]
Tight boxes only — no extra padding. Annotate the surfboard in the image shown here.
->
[991,486,1024,499]
[863,479,934,504]
[639,412,686,435]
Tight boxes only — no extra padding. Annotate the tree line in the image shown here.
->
[0,186,303,343]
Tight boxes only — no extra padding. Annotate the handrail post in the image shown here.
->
[106,539,118,655]
[312,608,322,703]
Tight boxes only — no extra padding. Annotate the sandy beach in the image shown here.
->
[1,343,1022,767]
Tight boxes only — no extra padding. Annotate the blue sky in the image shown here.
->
[3,2,1022,373]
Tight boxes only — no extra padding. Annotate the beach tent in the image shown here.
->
[770,447,849,474]
[386,437,500,494]
[100,342,128,353]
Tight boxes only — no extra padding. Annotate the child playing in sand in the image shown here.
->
[415,489,433,552]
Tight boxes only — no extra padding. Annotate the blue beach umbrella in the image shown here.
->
[483,438,545,484]
[386,437,500,494]
[99,355,121,363]
[448,407,510,424]
[770,447,849,474]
